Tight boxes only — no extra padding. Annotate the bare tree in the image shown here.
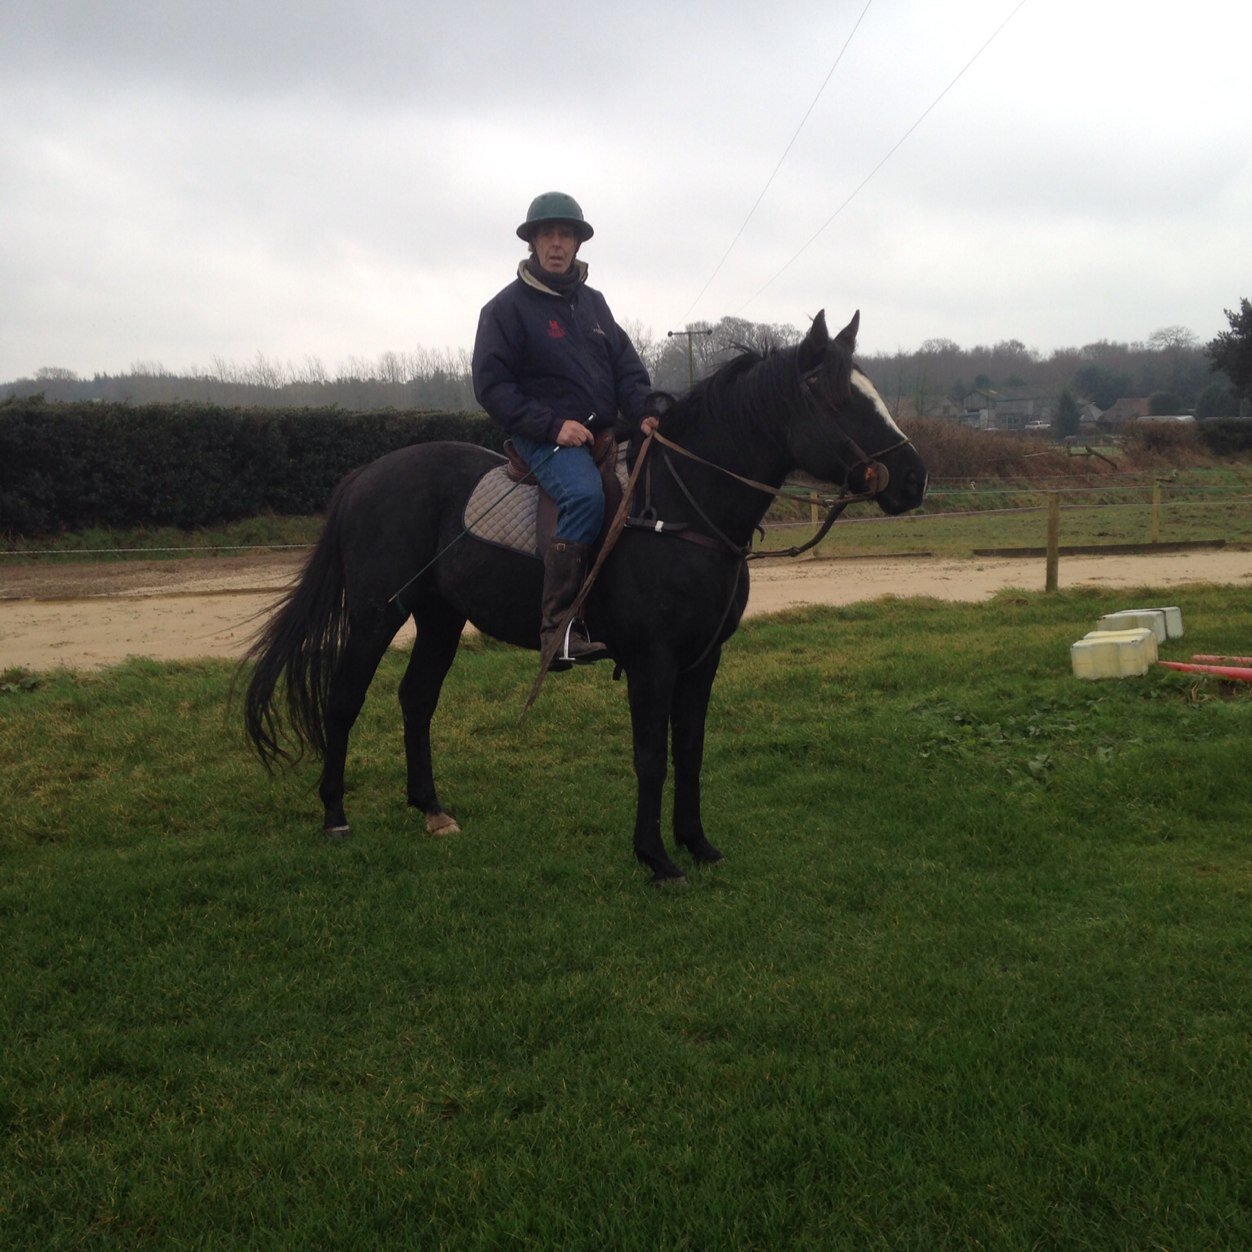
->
[619,318,660,376]
[377,350,408,387]
[1147,325,1199,397]
[1147,326,1197,353]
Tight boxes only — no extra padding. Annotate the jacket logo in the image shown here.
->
[547,319,566,340]
[592,321,606,337]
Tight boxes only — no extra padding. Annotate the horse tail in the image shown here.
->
[241,471,359,770]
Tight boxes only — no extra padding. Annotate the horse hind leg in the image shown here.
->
[399,595,467,836]
[319,618,395,839]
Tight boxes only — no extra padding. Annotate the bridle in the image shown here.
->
[792,361,915,514]
[635,362,915,561]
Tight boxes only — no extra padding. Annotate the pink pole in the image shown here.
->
[1158,661,1252,682]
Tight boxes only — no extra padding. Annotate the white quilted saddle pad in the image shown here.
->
[463,447,630,559]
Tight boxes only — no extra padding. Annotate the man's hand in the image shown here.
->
[555,420,594,447]
[640,415,660,436]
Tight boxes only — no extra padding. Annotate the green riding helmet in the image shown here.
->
[516,191,594,242]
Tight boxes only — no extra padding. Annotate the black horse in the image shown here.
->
[243,310,927,884]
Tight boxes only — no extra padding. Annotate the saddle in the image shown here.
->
[502,430,624,558]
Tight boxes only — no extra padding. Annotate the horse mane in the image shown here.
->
[649,334,854,445]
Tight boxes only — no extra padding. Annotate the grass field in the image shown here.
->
[779,467,1252,559]
[3,586,1252,1248]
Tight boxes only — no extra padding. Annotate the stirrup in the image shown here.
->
[559,619,610,665]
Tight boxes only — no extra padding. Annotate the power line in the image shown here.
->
[739,0,1032,314]
[678,0,876,327]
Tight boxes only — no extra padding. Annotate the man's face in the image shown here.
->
[532,223,580,274]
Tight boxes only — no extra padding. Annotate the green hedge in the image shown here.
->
[1197,417,1252,457]
[0,399,504,536]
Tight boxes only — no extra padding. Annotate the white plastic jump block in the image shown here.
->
[1096,609,1168,644]
[1071,627,1158,679]
[1142,605,1184,639]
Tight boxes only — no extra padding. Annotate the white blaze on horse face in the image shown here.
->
[851,369,905,440]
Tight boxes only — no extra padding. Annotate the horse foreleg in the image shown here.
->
[399,597,467,836]
[671,650,725,866]
[626,665,686,886]
[319,623,393,838]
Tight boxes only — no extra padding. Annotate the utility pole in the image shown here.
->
[667,327,714,389]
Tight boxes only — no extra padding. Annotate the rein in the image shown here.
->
[646,430,914,560]
[510,365,916,706]
[616,421,911,678]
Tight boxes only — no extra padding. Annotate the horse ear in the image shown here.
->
[799,310,829,370]
[834,310,860,353]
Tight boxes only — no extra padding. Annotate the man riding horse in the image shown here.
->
[472,191,659,669]
[245,188,928,879]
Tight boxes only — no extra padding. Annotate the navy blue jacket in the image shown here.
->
[472,263,653,444]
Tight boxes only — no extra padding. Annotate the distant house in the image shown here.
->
[1101,397,1149,426]
[959,388,1056,431]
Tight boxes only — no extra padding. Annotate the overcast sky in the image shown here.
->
[3,0,1248,381]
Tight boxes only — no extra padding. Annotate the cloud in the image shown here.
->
[2,0,1250,378]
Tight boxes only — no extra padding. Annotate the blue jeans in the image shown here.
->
[511,434,605,545]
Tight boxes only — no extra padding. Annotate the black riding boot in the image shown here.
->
[540,540,610,670]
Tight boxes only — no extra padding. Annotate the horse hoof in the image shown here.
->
[651,871,689,889]
[678,839,724,865]
[425,811,462,837]
[323,824,351,841]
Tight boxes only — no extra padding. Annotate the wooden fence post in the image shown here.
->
[1151,481,1162,543]
[1045,492,1060,592]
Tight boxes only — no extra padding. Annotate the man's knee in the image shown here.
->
[557,486,604,543]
